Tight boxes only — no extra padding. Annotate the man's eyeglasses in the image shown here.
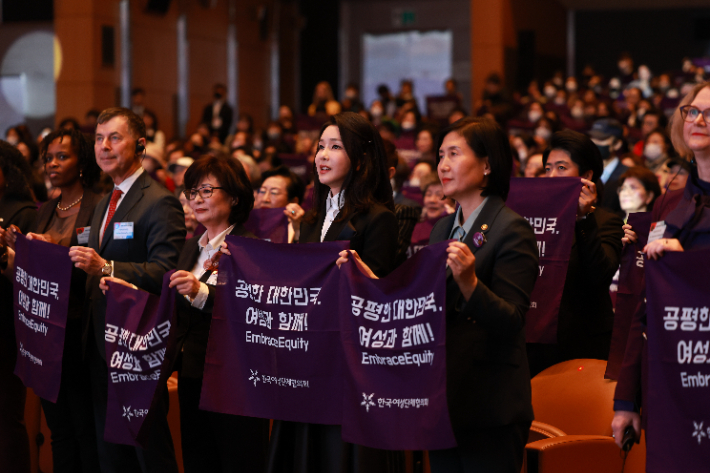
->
[680,105,710,123]
[183,185,224,201]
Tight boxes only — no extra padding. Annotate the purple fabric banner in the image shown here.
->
[506,177,580,343]
[646,250,710,473]
[13,234,73,402]
[200,236,455,450]
[244,207,290,243]
[200,236,349,424]
[104,272,178,447]
[605,211,653,379]
[339,241,456,450]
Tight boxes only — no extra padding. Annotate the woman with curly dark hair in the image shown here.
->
[2,129,103,472]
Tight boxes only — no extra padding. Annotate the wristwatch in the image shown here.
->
[101,260,112,276]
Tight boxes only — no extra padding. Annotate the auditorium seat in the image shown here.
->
[523,359,646,473]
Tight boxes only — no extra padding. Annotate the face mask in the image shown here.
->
[371,107,383,117]
[528,110,542,123]
[401,121,416,131]
[658,81,670,91]
[639,67,651,81]
[596,144,611,160]
[267,131,281,141]
[535,127,552,141]
[553,77,563,87]
[667,88,679,99]
[636,108,647,119]
[345,90,357,99]
[565,81,578,92]
[6,136,18,146]
[214,92,223,100]
[609,78,621,90]
[571,106,584,119]
[644,142,663,161]
[683,61,693,73]
[554,97,566,105]
[516,147,528,161]
[544,86,556,98]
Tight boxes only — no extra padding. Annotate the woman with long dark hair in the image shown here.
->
[268,112,400,473]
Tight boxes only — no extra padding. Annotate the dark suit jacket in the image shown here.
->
[201,101,233,143]
[32,190,102,321]
[85,171,185,359]
[429,195,538,440]
[173,225,255,379]
[299,204,398,278]
[600,161,629,216]
[555,207,624,358]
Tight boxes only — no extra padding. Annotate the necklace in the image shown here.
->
[57,195,83,211]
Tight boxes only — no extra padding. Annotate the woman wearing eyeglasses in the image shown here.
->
[172,156,269,472]
[102,155,269,472]
[612,82,710,449]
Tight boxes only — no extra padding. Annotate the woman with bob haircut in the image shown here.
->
[612,81,710,449]
[102,155,269,472]
[351,117,539,472]
[267,111,400,473]
[424,117,538,472]
[527,129,624,377]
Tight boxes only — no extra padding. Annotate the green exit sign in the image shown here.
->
[392,8,416,27]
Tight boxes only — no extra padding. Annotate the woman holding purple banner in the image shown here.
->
[104,155,270,472]
[3,129,103,472]
[337,117,539,472]
[612,82,710,449]
[267,112,401,473]
[427,117,539,472]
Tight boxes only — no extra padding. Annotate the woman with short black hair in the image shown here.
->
[426,117,539,472]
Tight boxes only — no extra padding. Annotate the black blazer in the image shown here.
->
[32,190,102,321]
[555,207,623,357]
[429,195,538,440]
[299,203,398,278]
[173,225,255,379]
[84,171,186,359]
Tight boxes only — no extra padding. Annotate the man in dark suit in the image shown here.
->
[201,83,233,143]
[69,107,185,473]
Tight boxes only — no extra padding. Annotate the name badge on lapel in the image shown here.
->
[76,226,91,245]
[113,222,134,240]
[647,220,666,243]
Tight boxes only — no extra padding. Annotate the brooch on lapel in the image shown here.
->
[472,232,487,248]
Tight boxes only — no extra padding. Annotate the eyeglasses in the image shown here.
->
[257,188,284,198]
[679,105,710,123]
[183,185,224,201]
